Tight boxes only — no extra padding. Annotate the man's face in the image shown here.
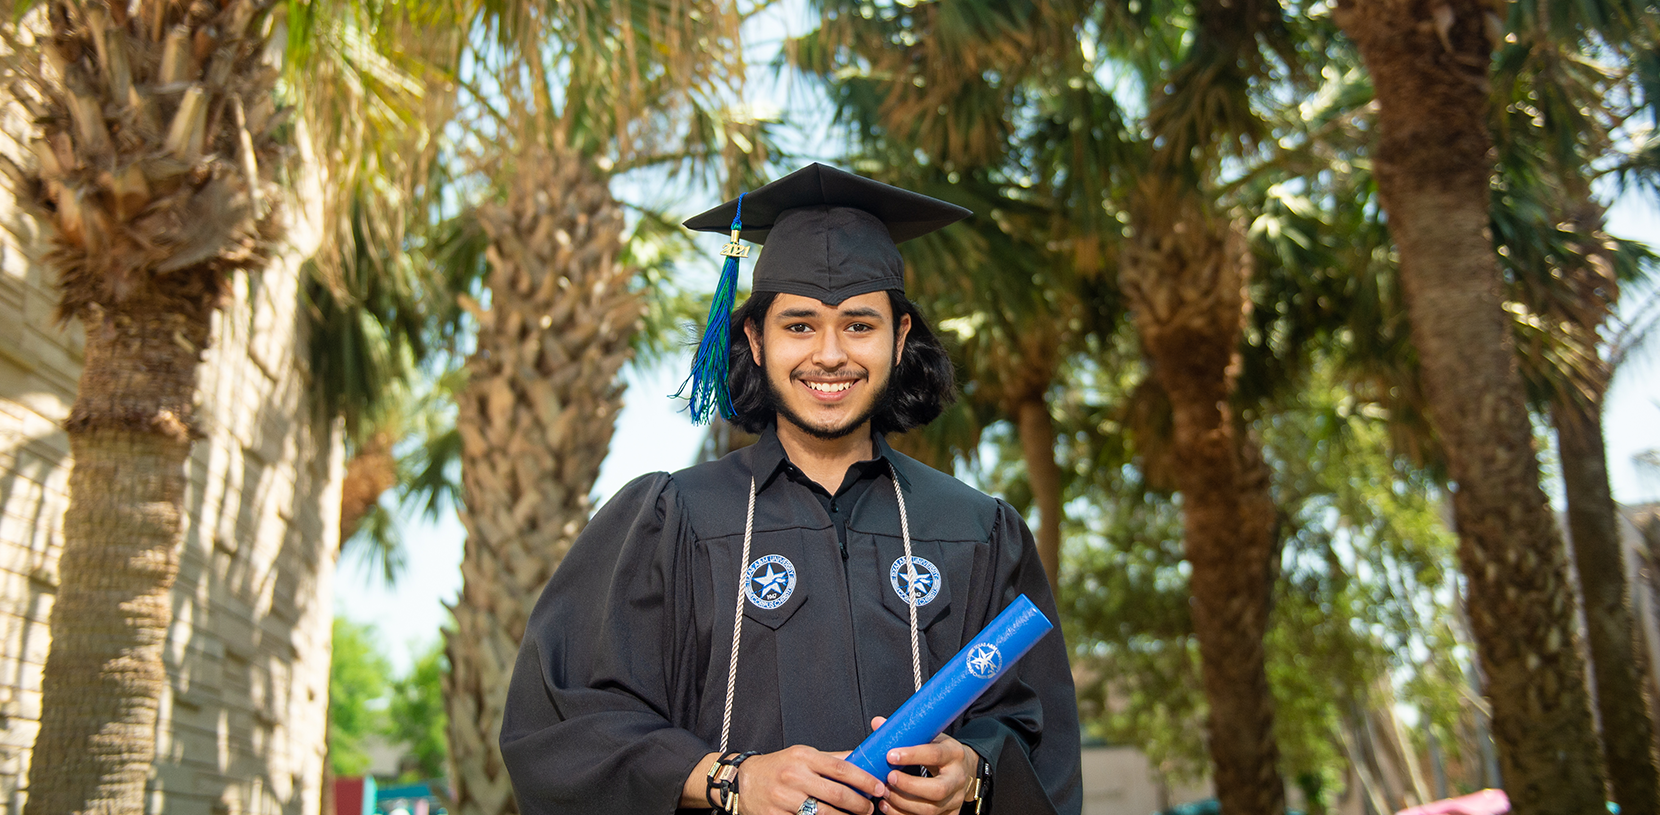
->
[744,291,912,441]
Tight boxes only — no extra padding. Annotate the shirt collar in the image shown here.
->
[743,423,909,493]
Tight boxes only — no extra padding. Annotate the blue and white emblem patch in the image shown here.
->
[745,554,797,610]
[966,643,1002,679]
[889,556,941,606]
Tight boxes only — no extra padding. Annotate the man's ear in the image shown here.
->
[744,317,764,366]
[895,313,912,363]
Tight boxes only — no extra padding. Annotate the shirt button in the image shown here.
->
[830,502,840,513]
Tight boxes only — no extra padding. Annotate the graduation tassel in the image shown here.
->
[676,193,749,424]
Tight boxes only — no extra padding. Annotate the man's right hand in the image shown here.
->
[680,750,889,813]
[736,746,887,815]
[685,747,886,815]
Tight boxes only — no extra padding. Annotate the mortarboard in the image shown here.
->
[676,163,971,424]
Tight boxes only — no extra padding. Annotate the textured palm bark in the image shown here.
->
[1121,188,1285,815]
[1016,398,1063,591]
[1557,403,1660,812]
[446,149,642,815]
[1335,0,1608,808]
[7,2,281,812]
[27,303,210,815]
[1548,189,1660,814]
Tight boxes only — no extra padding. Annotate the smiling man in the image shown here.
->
[500,164,1082,815]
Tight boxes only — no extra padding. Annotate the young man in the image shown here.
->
[500,164,1081,815]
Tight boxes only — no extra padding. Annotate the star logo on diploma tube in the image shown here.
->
[744,554,796,610]
[966,643,1002,679]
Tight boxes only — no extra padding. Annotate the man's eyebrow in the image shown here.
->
[773,305,887,320]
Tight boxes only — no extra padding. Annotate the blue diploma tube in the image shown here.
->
[845,594,1053,780]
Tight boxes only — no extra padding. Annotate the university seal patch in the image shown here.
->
[744,554,797,610]
[889,556,942,606]
[966,643,1002,679]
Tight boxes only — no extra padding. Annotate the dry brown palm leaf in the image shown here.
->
[2,0,284,326]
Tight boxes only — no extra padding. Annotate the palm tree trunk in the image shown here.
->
[1547,184,1660,813]
[1555,402,1660,813]
[445,147,642,815]
[1335,1,1609,809]
[1121,187,1284,815]
[1016,398,1063,590]
[26,303,210,815]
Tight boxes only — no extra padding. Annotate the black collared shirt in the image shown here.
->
[774,445,892,556]
[501,425,1083,815]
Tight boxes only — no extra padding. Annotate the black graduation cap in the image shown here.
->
[683,163,971,305]
[675,163,970,424]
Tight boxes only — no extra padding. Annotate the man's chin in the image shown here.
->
[774,398,883,441]
[784,413,868,441]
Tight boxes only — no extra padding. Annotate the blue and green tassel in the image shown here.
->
[676,193,748,424]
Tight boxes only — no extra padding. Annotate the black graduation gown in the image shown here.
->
[500,428,1083,815]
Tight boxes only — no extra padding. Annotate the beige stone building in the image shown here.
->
[0,114,342,812]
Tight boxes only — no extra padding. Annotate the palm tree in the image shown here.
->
[435,4,752,812]
[1489,3,1660,806]
[1331,0,1610,810]
[1494,146,1660,815]
[0,0,439,811]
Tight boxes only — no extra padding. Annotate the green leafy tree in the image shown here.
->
[1059,363,1470,809]
[389,640,451,782]
[330,618,392,778]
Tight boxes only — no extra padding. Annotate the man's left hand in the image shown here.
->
[869,716,979,815]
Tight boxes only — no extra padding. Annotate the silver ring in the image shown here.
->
[798,797,819,815]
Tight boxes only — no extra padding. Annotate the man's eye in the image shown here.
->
[784,323,811,333]
[847,323,874,332]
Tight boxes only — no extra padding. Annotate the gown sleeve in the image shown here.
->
[499,473,711,815]
[952,500,1084,815]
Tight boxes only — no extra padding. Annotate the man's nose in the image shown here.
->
[812,330,849,368]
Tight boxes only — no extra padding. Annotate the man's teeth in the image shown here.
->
[805,381,854,393]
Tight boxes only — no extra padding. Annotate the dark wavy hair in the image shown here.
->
[727,290,957,435]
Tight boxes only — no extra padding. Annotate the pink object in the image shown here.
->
[1396,789,1510,815]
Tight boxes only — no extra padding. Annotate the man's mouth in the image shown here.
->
[804,380,856,393]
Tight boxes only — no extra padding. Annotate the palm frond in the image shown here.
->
[341,501,406,585]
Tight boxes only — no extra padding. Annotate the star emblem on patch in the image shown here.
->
[889,556,942,607]
[966,643,1002,679]
[744,554,796,610]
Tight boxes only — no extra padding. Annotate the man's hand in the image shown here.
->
[870,717,979,815]
[682,747,887,815]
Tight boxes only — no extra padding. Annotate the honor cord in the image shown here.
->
[719,477,758,753]
[892,464,921,694]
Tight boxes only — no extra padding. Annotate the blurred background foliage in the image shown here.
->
[292,0,1660,810]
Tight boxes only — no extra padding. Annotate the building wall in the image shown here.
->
[1080,746,1212,815]
[0,100,340,814]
